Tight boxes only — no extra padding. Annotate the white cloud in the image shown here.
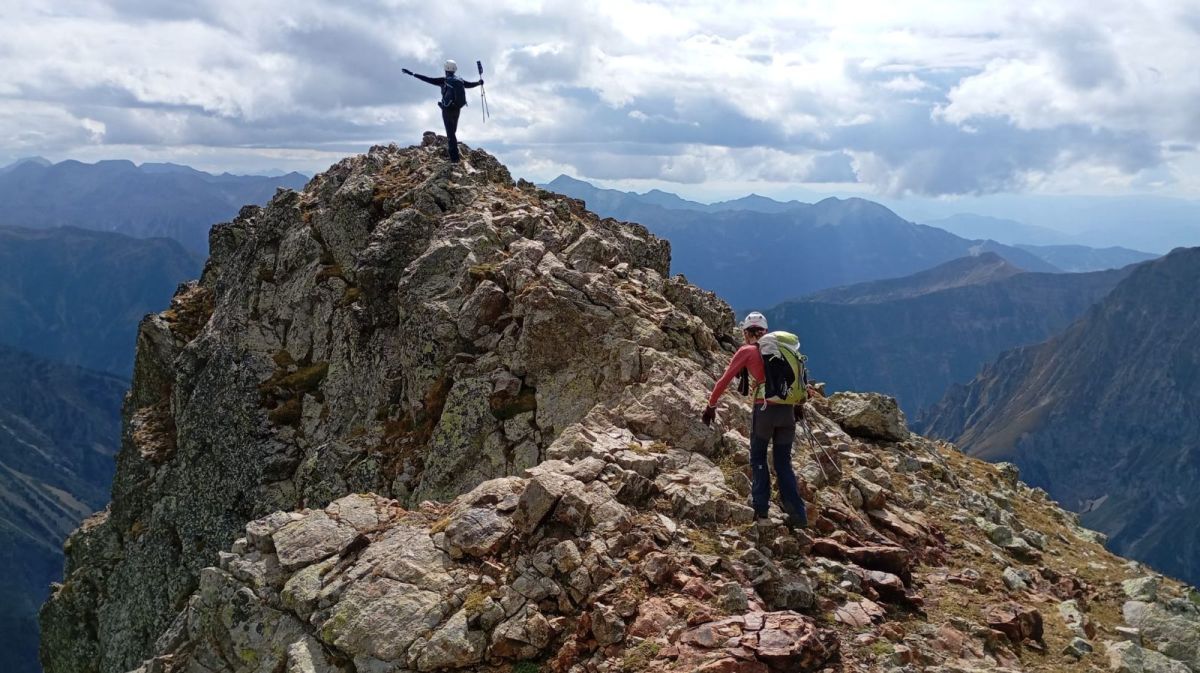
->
[0,0,1196,196]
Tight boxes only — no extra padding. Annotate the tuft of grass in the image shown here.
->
[429,516,452,535]
[490,385,537,421]
[315,263,344,282]
[512,662,540,673]
[620,640,662,672]
[268,398,303,426]
[278,363,329,393]
[686,528,722,556]
[463,586,493,616]
[869,641,894,657]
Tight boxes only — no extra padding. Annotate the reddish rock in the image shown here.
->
[682,576,716,599]
[867,507,924,541]
[681,617,746,649]
[845,546,911,582]
[641,551,675,586]
[740,612,839,672]
[811,538,911,580]
[628,598,678,638]
[858,570,907,603]
[834,600,884,627]
[879,622,906,642]
[694,657,770,673]
[986,602,1044,644]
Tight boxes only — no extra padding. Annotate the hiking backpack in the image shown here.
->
[442,76,468,109]
[757,331,808,405]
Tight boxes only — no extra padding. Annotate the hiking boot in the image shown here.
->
[784,514,808,531]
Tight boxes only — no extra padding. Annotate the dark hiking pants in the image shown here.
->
[750,403,808,523]
[441,106,461,162]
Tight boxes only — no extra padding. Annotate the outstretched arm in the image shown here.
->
[404,70,444,86]
[464,79,484,88]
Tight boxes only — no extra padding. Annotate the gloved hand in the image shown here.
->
[402,68,413,76]
[479,78,485,85]
[702,406,716,426]
[794,404,805,422]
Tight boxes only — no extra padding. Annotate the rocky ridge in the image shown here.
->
[42,136,1200,673]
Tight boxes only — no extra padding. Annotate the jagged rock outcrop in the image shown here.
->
[42,138,1200,673]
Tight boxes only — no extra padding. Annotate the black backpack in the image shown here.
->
[441,76,468,109]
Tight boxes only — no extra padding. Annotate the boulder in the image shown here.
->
[513,471,582,534]
[443,507,513,559]
[1106,640,1191,673]
[1123,576,1160,602]
[825,392,909,442]
[413,610,485,671]
[986,602,1043,644]
[1122,600,1200,670]
[272,511,361,572]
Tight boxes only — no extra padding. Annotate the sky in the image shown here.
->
[3,0,1200,206]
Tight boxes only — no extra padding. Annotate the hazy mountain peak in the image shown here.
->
[0,156,51,173]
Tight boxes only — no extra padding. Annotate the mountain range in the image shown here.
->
[544,176,1067,309]
[0,345,125,673]
[0,225,202,376]
[922,246,1200,583]
[764,253,1132,415]
[544,175,1157,310]
[0,158,307,252]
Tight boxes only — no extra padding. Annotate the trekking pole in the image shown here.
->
[800,405,841,474]
[476,60,490,122]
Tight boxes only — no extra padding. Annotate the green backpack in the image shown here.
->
[757,331,808,405]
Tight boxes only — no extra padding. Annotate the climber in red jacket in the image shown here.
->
[703,311,808,528]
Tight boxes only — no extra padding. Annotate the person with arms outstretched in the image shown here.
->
[402,60,483,163]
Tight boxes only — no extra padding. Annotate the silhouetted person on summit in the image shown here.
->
[402,60,483,163]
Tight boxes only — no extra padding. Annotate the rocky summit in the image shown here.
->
[41,136,1200,673]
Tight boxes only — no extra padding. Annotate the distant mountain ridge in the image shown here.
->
[0,225,202,376]
[764,254,1133,414]
[546,176,1160,274]
[924,213,1070,246]
[921,246,1200,583]
[1012,243,1158,272]
[802,251,1024,304]
[0,344,125,673]
[544,176,1061,308]
[0,158,307,252]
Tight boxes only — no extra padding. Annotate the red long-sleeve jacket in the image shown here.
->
[707,344,765,407]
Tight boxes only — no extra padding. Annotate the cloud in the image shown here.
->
[0,0,1196,196]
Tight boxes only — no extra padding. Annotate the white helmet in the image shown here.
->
[740,311,768,331]
[443,59,458,73]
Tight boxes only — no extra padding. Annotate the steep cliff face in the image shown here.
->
[42,139,1198,673]
[923,247,1200,582]
[0,345,125,673]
